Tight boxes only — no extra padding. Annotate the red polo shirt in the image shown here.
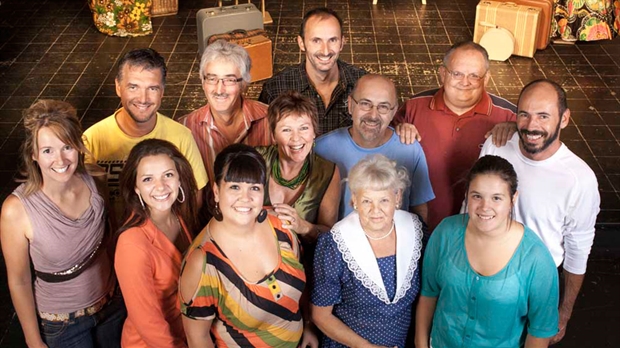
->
[394,88,516,231]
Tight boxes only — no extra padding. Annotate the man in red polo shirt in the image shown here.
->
[393,41,516,232]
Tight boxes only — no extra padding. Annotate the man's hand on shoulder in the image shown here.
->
[485,121,517,147]
[395,123,422,145]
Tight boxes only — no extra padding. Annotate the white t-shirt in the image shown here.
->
[479,134,600,274]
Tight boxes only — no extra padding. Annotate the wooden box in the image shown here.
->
[474,1,541,58]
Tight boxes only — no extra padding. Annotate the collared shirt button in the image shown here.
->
[476,276,480,281]
[456,127,460,131]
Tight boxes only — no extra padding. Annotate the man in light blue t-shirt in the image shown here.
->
[315,74,434,221]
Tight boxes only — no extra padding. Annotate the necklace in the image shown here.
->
[271,154,310,190]
[364,221,395,241]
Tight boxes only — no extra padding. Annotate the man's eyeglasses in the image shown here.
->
[443,66,487,82]
[203,75,243,86]
[351,96,396,115]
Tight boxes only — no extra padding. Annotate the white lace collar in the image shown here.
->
[331,210,423,304]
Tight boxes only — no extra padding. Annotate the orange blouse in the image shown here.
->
[115,217,191,348]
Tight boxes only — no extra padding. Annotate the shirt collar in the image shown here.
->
[199,97,267,129]
[430,87,492,117]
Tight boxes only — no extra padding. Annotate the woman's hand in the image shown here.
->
[273,203,311,235]
[299,323,319,348]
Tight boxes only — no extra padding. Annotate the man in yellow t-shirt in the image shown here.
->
[84,48,207,222]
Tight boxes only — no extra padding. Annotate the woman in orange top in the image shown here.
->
[115,139,198,347]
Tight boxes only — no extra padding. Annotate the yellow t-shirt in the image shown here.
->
[83,109,208,220]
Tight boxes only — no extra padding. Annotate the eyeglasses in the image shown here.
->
[203,75,243,86]
[351,96,396,115]
[443,66,487,83]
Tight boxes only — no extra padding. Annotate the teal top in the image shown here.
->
[422,215,559,348]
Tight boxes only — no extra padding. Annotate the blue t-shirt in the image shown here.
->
[315,127,434,219]
[422,215,559,348]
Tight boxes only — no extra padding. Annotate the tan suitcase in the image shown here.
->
[511,0,554,49]
[208,30,273,83]
[474,1,541,58]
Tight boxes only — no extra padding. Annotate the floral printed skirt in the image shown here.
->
[552,0,619,41]
[89,0,153,37]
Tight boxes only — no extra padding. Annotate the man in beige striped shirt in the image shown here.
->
[177,40,272,184]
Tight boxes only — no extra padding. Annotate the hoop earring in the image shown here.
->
[213,202,223,222]
[138,193,145,209]
[256,208,268,223]
[177,186,185,203]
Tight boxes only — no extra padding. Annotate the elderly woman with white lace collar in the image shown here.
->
[310,154,424,348]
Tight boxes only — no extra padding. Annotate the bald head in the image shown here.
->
[351,74,398,106]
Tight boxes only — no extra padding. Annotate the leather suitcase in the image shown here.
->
[196,0,264,56]
[208,30,273,82]
[511,0,554,49]
[474,1,541,58]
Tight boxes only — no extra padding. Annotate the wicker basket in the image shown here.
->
[151,0,178,17]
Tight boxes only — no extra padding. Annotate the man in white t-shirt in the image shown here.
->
[479,79,600,344]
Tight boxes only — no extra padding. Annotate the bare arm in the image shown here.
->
[550,270,585,345]
[524,334,550,348]
[182,317,214,348]
[415,295,437,348]
[1,196,47,348]
[180,248,215,348]
[311,304,389,348]
[410,203,428,224]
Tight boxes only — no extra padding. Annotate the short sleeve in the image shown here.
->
[180,247,218,321]
[526,243,560,338]
[179,134,208,190]
[420,221,445,298]
[408,142,435,206]
[311,232,345,307]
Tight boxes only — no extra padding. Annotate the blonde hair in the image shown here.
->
[19,99,88,195]
[348,154,410,195]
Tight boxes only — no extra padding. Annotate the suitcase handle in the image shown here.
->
[500,2,518,7]
[218,0,252,7]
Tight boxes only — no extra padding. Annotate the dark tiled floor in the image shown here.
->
[0,0,619,346]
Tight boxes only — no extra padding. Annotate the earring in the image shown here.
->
[256,208,268,223]
[353,204,357,210]
[213,202,223,222]
[137,193,145,209]
[177,186,185,203]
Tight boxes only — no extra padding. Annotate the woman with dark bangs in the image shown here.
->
[179,144,316,348]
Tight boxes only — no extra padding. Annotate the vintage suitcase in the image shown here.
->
[208,29,273,82]
[196,0,264,56]
[474,1,541,58]
[511,0,554,49]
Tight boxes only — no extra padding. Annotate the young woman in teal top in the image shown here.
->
[416,155,559,348]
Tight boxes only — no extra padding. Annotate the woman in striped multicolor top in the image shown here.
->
[179,144,315,348]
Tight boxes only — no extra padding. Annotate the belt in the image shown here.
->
[38,290,113,322]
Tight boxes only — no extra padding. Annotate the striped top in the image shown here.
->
[180,214,305,347]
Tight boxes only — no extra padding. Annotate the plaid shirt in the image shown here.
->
[177,99,273,183]
[258,60,367,135]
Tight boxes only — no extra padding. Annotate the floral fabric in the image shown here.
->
[552,0,619,41]
[89,0,153,37]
